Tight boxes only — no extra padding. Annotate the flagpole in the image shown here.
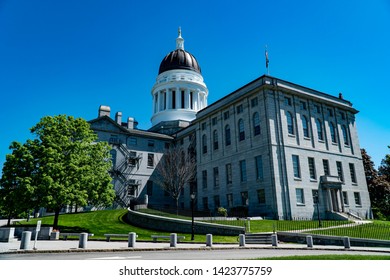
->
[265,45,269,75]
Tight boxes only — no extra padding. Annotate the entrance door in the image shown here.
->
[330,189,339,212]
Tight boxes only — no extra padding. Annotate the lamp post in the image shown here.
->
[315,193,322,228]
[190,193,196,240]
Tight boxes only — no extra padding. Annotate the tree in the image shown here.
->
[362,148,390,219]
[0,115,115,229]
[0,141,39,226]
[155,141,197,215]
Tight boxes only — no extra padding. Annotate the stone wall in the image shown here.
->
[127,208,245,236]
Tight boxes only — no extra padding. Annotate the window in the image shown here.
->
[342,125,349,146]
[148,140,155,147]
[255,155,264,180]
[253,112,261,136]
[257,189,266,204]
[312,190,319,204]
[226,163,232,185]
[302,115,310,138]
[202,197,209,210]
[213,130,219,150]
[212,117,218,126]
[296,188,305,205]
[323,159,330,176]
[129,137,137,146]
[336,161,344,182]
[223,111,230,120]
[129,151,137,166]
[300,101,307,110]
[238,119,245,141]
[284,96,292,106]
[202,170,208,189]
[202,134,207,154]
[225,125,231,146]
[110,149,117,167]
[236,104,243,114]
[147,153,154,167]
[214,195,220,208]
[201,122,207,130]
[354,192,361,206]
[342,191,349,205]
[147,180,153,196]
[287,112,294,135]
[330,122,337,143]
[251,97,258,107]
[292,155,301,179]
[314,104,321,114]
[349,163,357,184]
[240,160,247,182]
[327,108,334,117]
[308,157,317,180]
[316,119,324,141]
[213,167,219,188]
[241,191,249,206]
[227,193,233,207]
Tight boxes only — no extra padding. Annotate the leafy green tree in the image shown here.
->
[1,115,115,229]
[362,148,390,219]
[0,141,39,226]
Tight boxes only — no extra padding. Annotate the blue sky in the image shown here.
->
[0,0,389,170]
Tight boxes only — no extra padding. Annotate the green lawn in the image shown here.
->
[255,254,390,260]
[13,209,237,243]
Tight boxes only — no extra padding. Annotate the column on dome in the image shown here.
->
[166,88,172,109]
[153,92,157,113]
[184,89,190,109]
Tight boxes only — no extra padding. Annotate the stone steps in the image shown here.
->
[245,233,273,244]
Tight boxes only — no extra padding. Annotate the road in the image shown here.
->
[1,247,389,260]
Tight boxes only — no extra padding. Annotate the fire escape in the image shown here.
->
[109,139,142,208]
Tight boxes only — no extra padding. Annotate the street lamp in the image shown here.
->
[190,192,196,240]
[314,192,322,228]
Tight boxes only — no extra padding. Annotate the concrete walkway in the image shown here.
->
[1,239,390,255]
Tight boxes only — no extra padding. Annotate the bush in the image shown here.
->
[217,207,228,217]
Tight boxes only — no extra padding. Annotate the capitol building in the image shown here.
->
[89,29,371,220]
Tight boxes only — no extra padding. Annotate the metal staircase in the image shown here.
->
[109,143,142,208]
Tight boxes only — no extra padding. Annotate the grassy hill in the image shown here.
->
[13,209,237,243]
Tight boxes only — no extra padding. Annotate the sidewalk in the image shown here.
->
[1,239,390,255]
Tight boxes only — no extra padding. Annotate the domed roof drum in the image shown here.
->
[158,49,201,75]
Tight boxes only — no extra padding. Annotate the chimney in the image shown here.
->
[115,112,122,125]
[98,105,111,118]
[127,117,134,129]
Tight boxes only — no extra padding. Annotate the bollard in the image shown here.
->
[239,234,246,247]
[20,231,32,250]
[206,234,213,247]
[271,233,278,247]
[343,236,350,249]
[128,232,136,248]
[170,233,177,248]
[306,235,313,248]
[78,233,88,249]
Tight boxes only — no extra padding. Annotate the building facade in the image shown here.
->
[89,29,371,220]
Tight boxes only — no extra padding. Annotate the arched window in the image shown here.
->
[329,122,337,143]
[302,115,309,138]
[253,112,261,136]
[341,125,349,146]
[316,119,324,141]
[202,134,207,154]
[238,119,245,141]
[225,125,231,146]
[213,130,219,150]
[287,112,294,135]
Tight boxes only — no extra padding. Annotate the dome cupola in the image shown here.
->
[158,27,201,75]
[150,28,208,134]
